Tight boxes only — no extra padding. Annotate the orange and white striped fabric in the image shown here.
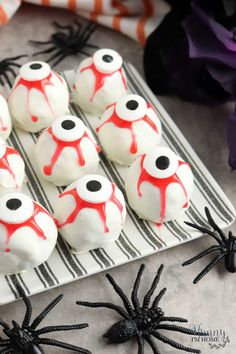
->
[0,0,170,45]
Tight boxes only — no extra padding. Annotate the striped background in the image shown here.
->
[0,65,235,305]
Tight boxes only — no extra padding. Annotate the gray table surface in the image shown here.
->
[0,4,235,354]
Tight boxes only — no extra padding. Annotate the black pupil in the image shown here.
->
[30,63,42,70]
[102,54,113,63]
[155,156,170,170]
[126,100,139,110]
[86,180,102,192]
[61,120,76,130]
[6,198,22,210]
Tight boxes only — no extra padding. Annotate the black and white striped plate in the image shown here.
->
[0,64,235,305]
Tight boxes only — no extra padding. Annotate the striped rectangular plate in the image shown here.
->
[0,64,235,305]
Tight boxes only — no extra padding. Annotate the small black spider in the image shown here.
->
[29,20,98,67]
[77,264,207,354]
[183,207,236,284]
[0,55,27,87]
[0,285,91,354]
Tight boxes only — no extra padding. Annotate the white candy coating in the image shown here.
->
[0,138,25,196]
[0,193,58,275]
[54,174,126,254]
[125,146,194,224]
[34,115,100,186]
[74,49,128,115]
[8,61,70,133]
[97,94,162,165]
[0,94,12,140]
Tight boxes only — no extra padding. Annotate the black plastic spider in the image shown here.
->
[77,264,207,354]
[29,20,98,67]
[0,55,27,87]
[183,207,236,284]
[0,285,91,354]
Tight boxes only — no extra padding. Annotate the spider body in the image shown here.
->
[0,55,26,87]
[77,264,207,354]
[29,21,98,67]
[0,285,91,354]
[183,207,236,283]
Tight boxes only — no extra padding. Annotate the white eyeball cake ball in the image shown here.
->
[125,146,194,225]
[34,115,101,186]
[97,94,162,165]
[8,61,69,133]
[0,138,25,196]
[0,193,58,275]
[54,174,126,254]
[0,94,12,140]
[74,48,128,115]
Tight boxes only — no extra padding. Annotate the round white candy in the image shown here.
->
[74,48,128,115]
[125,146,194,224]
[0,192,58,275]
[34,115,100,186]
[97,94,162,165]
[0,139,25,196]
[8,61,70,133]
[0,95,12,140]
[54,174,126,254]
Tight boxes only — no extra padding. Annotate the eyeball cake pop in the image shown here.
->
[125,146,194,225]
[74,48,128,115]
[0,193,58,275]
[8,61,69,133]
[0,138,25,196]
[34,115,101,186]
[54,174,126,254]
[0,94,12,140]
[97,94,162,165]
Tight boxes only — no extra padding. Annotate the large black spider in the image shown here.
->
[29,20,98,67]
[183,207,236,284]
[0,55,27,87]
[77,264,207,354]
[0,285,91,354]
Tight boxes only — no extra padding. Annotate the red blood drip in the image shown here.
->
[96,103,159,154]
[57,184,123,233]
[9,73,55,123]
[0,146,20,188]
[0,203,48,253]
[0,117,7,132]
[80,63,127,101]
[43,128,101,176]
[137,156,189,225]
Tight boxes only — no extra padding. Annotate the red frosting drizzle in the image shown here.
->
[137,155,189,226]
[0,117,7,132]
[57,184,123,232]
[9,73,55,123]
[97,104,159,154]
[80,63,127,101]
[0,203,48,252]
[0,146,21,187]
[43,128,101,176]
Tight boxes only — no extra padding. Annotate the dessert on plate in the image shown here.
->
[97,94,162,165]
[54,174,126,254]
[0,94,12,140]
[8,61,70,133]
[0,192,58,275]
[125,146,194,225]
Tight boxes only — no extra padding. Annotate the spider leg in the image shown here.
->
[184,221,222,245]
[32,46,57,57]
[53,22,72,31]
[84,43,99,49]
[3,62,21,69]
[131,264,145,310]
[51,53,69,67]
[2,72,12,87]
[76,301,129,319]
[160,317,188,323]
[36,323,88,335]
[46,49,67,65]
[151,288,167,310]
[14,284,32,328]
[0,348,14,354]
[77,22,97,46]
[205,207,227,242]
[137,333,144,354]
[143,265,164,309]
[152,331,201,353]
[0,76,4,86]
[31,294,63,329]
[182,245,222,266]
[193,253,225,284]
[154,324,207,336]
[106,273,134,315]
[0,340,10,347]
[0,321,9,330]
[29,40,53,46]
[0,55,27,63]
[38,338,91,354]
[5,67,17,80]
[76,50,93,57]
[143,334,161,354]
